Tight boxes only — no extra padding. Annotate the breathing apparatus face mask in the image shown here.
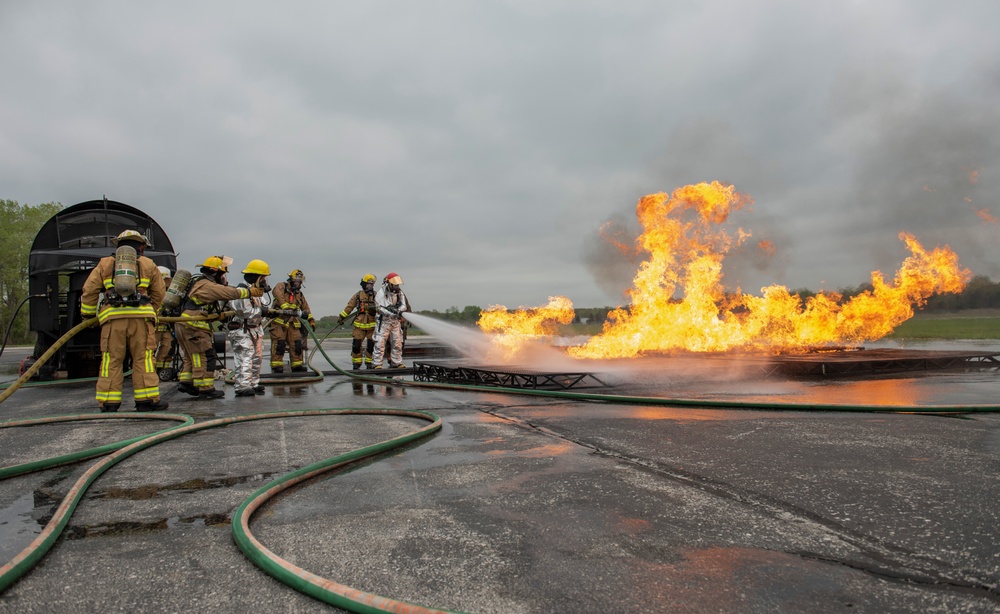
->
[245,274,270,292]
[362,282,374,293]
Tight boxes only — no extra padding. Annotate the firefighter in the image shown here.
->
[228,259,270,397]
[176,256,264,399]
[372,272,411,369]
[268,269,316,373]
[338,273,378,369]
[79,229,167,412]
[153,266,176,378]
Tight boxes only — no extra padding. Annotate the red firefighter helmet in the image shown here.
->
[384,272,402,286]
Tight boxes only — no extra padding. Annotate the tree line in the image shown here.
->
[0,200,63,346]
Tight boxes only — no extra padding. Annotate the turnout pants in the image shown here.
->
[269,321,306,370]
[351,326,375,368]
[96,317,161,408]
[154,324,175,369]
[229,326,263,392]
[176,322,218,391]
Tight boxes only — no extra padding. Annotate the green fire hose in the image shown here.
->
[0,408,447,614]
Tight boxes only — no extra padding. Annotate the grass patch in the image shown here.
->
[887,317,1000,340]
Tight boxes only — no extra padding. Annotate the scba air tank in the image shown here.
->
[113,246,138,297]
[162,269,192,312]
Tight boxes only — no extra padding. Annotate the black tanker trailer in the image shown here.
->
[28,199,177,379]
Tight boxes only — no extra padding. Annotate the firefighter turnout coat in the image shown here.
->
[80,254,166,407]
[176,276,253,391]
[268,280,314,371]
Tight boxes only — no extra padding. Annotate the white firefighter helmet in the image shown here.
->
[112,229,148,247]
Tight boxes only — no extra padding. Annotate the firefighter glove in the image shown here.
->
[249,287,265,297]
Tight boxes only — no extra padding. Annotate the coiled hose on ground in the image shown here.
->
[0,408,447,614]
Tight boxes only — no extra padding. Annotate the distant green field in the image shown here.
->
[886,317,1000,340]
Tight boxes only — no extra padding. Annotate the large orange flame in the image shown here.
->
[477,296,575,361]
[478,182,972,359]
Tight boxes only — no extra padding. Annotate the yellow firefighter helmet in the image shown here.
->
[242,259,271,275]
[199,256,229,272]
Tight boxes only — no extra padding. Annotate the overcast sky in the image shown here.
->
[3,1,999,316]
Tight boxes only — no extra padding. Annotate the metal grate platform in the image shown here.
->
[413,361,608,390]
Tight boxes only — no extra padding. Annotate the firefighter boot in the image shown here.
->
[100,403,121,413]
[199,388,225,400]
[178,382,199,396]
[253,385,265,395]
[271,366,284,374]
[135,400,169,412]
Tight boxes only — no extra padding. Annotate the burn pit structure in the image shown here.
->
[28,199,177,379]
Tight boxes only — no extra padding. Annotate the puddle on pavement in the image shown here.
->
[0,472,272,553]
[0,491,44,560]
[64,513,231,539]
[91,472,279,500]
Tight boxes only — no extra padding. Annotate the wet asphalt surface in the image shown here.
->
[0,339,998,613]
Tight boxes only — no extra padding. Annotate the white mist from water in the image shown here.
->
[402,312,767,387]
[404,312,590,371]
[403,312,496,359]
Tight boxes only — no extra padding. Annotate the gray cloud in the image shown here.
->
[2,1,998,318]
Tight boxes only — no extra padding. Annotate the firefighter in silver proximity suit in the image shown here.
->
[372,272,411,369]
[228,259,271,397]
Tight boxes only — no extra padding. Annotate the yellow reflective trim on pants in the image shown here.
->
[144,349,155,373]
[134,386,159,400]
[96,390,122,402]
[100,352,111,378]
[192,354,202,368]
[195,378,214,388]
